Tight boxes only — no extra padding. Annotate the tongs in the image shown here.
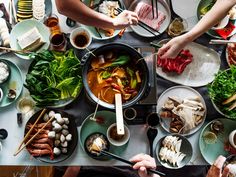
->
[151,0,158,19]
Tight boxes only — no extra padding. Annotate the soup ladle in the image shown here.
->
[147,128,158,157]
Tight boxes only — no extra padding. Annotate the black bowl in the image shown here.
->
[82,43,149,109]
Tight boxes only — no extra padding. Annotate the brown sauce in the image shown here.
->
[109,126,124,141]
[74,33,88,48]
[234,133,236,145]
[51,33,64,46]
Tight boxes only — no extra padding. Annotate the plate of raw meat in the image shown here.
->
[156,39,221,87]
[226,34,236,66]
[128,0,171,37]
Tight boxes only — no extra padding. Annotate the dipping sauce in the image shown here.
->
[168,18,186,37]
[74,33,89,48]
[109,126,124,141]
[50,33,66,51]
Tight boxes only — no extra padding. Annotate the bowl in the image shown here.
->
[107,123,130,146]
[0,60,10,84]
[70,27,92,50]
[155,134,193,169]
[211,15,230,30]
[0,88,3,102]
[223,155,236,177]
[229,130,236,149]
[82,43,149,109]
[10,19,50,60]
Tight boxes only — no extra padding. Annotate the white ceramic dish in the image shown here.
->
[156,86,206,136]
[70,27,92,49]
[128,0,171,37]
[156,39,221,87]
[225,34,236,66]
[211,15,230,30]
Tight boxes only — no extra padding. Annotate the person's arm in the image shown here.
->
[130,154,160,177]
[158,0,236,58]
[206,155,229,177]
[55,0,138,29]
[62,167,81,177]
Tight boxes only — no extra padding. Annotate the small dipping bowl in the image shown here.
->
[0,88,3,102]
[0,60,10,84]
[70,27,92,50]
[16,96,35,117]
[223,155,236,177]
[84,132,110,160]
[229,129,236,150]
[107,123,130,147]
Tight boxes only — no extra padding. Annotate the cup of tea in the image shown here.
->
[146,112,160,129]
[70,27,92,50]
[50,33,67,51]
[123,107,137,120]
[44,14,61,35]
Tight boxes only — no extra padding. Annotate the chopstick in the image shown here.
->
[209,39,236,44]
[95,27,103,38]
[151,0,154,19]
[116,8,160,37]
[0,47,32,54]
[100,150,166,176]
[155,0,158,19]
[14,114,54,156]
[11,0,17,23]
[150,42,162,48]
[118,28,126,38]
[16,109,47,150]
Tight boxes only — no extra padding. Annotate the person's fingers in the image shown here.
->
[129,11,139,19]
[160,46,178,59]
[222,165,230,177]
[213,155,226,169]
[130,154,154,162]
[138,166,148,177]
[157,44,170,57]
[133,160,156,170]
[129,16,138,25]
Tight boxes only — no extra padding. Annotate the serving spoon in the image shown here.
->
[147,128,158,157]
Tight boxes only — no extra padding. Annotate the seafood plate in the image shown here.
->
[24,109,78,163]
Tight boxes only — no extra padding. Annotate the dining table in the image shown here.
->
[0,0,229,167]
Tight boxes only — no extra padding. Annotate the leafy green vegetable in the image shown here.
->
[25,49,83,106]
[208,66,236,119]
[108,55,130,67]
[101,70,112,79]
[127,67,137,89]
[200,0,216,15]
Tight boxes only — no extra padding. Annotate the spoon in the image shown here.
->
[147,128,158,157]
[0,129,8,140]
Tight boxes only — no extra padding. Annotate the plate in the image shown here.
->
[0,59,23,108]
[81,0,122,40]
[197,0,236,39]
[79,111,128,161]
[156,39,221,87]
[155,134,193,169]
[10,19,50,60]
[226,35,236,66]
[199,118,236,164]
[24,109,78,163]
[128,0,171,37]
[156,86,206,136]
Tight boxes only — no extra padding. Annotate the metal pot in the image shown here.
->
[82,43,149,109]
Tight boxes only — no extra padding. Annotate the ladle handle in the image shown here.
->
[149,141,154,157]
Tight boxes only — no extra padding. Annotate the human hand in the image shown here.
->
[130,154,160,177]
[157,34,190,59]
[206,155,230,177]
[112,10,138,29]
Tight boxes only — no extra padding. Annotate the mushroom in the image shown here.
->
[48,131,56,139]
[63,118,69,125]
[61,148,68,154]
[53,123,62,132]
[43,113,49,122]
[55,113,65,125]
[7,89,16,100]
[60,134,66,143]
[53,147,61,156]
[66,134,72,141]
[62,124,68,129]
[49,110,55,118]
[61,141,68,148]
[54,140,60,147]
[62,129,69,136]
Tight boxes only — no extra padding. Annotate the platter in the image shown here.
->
[156,86,206,136]
[0,59,23,108]
[81,0,122,40]
[197,0,236,39]
[24,109,78,163]
[156,39,221,87]
[199,118,236,164]
[79,111,128,161]
[225,34,236,66]
[128,0,171,37]
[9,19,50,60]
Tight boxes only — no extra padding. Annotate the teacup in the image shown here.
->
[70,27,92,50]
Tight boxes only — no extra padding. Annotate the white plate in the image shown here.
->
[225,34,236,66]
[10,19,50,60]
[156,86,206,136]
[156,39,221,87]
[128,0,171,37]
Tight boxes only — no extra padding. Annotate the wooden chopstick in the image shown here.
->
[100,150,166,176]
[209,39,236,44]
[118,28,126,38]
[0,46,32,54]
[17,109,46,150]
[14,115,54,156]
[151,0,154,19]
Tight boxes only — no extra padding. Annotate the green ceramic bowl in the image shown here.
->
[10,19,50,60]
[80,111,128,161]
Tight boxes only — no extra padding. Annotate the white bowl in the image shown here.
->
[0,88,3,102]
[212,15,230,30]
[229,130,236,149]
[70,27,92,50]
[107,123,130,146]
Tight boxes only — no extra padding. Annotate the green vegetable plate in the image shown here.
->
[197,0,236,39]
[0,59,23,108]
[80,111,128,161]
[10,19,50,60]
[81,0,122,40]
[199,118,236,164]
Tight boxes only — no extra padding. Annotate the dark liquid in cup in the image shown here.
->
[51,33,64,46]
[147,113,159,127]
[234,134,236,145]
[124,108,136,119]
[74,33,88,48]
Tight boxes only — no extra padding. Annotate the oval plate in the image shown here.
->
[81,0,122,40]
[10,19,50,60]
[156,86,207,136]
[128,0,171,38]
[0,59,23,108]
[199,118,236,164]
[197,0,236,39]
[156,39,221,87]
[25,109,78,163]
[79,111,128,161]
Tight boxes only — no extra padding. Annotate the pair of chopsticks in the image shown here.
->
[8,0,17,25]
[13,109,52,156]
[100,150,166,176]
[209,39,236,44]
[151,0,158,19]
[116,8,160,37]
[0,46,33,54]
